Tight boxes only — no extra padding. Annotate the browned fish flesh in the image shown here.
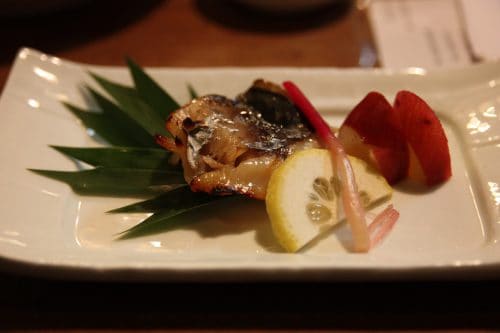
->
[157,80,318,199]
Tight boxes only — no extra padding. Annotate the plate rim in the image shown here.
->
[1,47,499,281]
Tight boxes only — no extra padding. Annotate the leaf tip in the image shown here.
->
[114,228,137,241]
[106,207,123,214]
[27,168,47,175]
[187,83,199,99]
[49,145,65,152]
[125,56,139,68]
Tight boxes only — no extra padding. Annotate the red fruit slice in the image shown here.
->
[394,90,451,186]
[338,92,409,185]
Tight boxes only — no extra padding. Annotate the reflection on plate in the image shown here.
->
[0,48,499,281]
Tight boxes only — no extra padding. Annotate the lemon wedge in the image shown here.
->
[265,148,393,252]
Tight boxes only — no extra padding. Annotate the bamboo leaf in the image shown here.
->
[63,102,141,147]
[117,195,230,239]
[89,72,168,137]
[118,209,199,239]
[86,87,157,147]
[29,167,184,196]
[51,146,179,170]
[187,83,198,99]
[126,58,180,121]
[108,185,223,213]
[116,192,239,239]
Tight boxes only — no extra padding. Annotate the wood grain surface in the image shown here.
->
[0,0,372,90]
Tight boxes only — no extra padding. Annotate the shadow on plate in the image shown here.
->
[116,196,285,253]
[195,0,352,34]
[0,0,165,65]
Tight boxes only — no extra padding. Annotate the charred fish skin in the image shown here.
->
[237,79,308,128]
[158,80,318,200]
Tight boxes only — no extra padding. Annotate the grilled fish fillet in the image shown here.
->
[157,80,318,199]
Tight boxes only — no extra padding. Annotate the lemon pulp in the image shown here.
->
[265,148,392,252]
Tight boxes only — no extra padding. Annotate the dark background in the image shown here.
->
[1,1,498,331]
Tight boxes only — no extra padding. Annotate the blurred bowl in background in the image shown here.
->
[233,0,351,13]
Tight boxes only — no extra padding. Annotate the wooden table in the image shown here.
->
[1,0,499,331]
[0,0,372,89]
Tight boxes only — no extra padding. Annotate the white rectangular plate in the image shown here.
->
[0,48,499,281]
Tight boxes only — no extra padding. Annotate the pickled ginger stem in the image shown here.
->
[282,81,370,252]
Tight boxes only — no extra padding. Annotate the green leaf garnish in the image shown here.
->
[29,167,184,196]
[90,72,169,137]
[33,59,243,241]
[117,195,229,239]
[108,185,221,213]
[187,83,198,99]
[86,87,157,147]
[117,209,199,240]
[51,146,178,170]
[63,102,142,147]
[126,58,180,120]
